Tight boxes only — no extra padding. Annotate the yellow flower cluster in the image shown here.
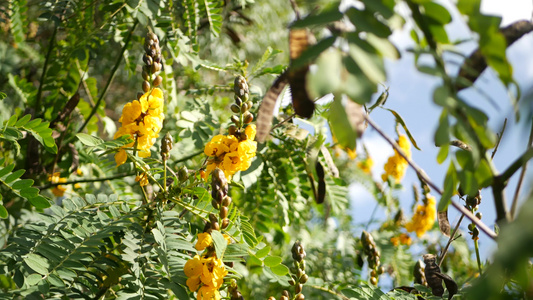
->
[184,232,230,300]
[357,157,374,174]
[390,233,412,246]
[48,172,67,197]
[204,125,257,180]
[405,195,437,237]
[114,88,165,166]
[381,134,411,183]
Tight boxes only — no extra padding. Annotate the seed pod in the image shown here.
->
[211,199,220,209]
[153,75,162,87]
[221,218,229,229]
[295,294,305,300]
[222,196,232,207]
[228,125,237,135]
[178,167,188,182]
[295,283,303,294]
[423,254,444,297]
[300,274,308,284]
[370,277,378,286]
[142,80,150,92]
[243,111,253,124]
[220,206,229,219]
[231,104,240,113]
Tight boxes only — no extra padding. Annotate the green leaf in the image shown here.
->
[422,2,452,24]
[383,108,421,150]
[255,245,271,258]
[250,47,283,77]
[0,92,6,100]
[15,114,31,127]
[25,274,43,286]
[435,109,450,146]
[292,36,336,69]
[263,256,282,267]
[11,178,33,189]
[211,230,227,259]
[437,145,449,164]
[290,6,343,28]
[269,264,289,276]
[439,163,457,211]
[329,96,357,151]
[306,48,342,98]
[76,133,104,147]
[0,163,15,178]
[24,254,49,275]
[28,196,52,209]
[0,205,8,219]
[4,169,25,184]
[347,35,386,83]
[346,7,392,38]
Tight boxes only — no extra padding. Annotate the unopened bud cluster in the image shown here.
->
[288,242,307,300]
[229,76,254,140]
[361,231,383,285]
[228,279,244,300]
[140,32,163,95]
[210,168,231,230]
[160,132,173,161]
[465,191,482,241]
[413,259,427,286]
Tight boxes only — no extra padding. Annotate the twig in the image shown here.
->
[308,285,349,300]
[35,25,58,115]
[510,120,533,219]
[289,0,301,20]
[77,20,138,133]
[271,112,297,131]
[491,118,507,159]
[37,173,136,189]
[450,140,471,151]
[438,214,465,266]
[364,114,497,240]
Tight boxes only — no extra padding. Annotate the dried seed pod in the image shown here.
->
[142,80,150,92]
[231,104,240,113]
[423,254,444,297]
[153,75,162,87]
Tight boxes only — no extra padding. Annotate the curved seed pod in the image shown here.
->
[434,272,458,300]
[423,254,444,297]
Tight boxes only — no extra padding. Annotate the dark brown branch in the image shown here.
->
[455,20,533,91]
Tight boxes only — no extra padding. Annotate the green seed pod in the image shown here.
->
[295,283,303,294]
[231,115,240,126]
[231,104,240,113]
[476,212,482,220]
[178,167,188,182]
[299,274,308,284]
[153,75,162,87]
[243,111,253,124]
[221,218,229,229]
[228,125,237,136]
[142,80,150,92]
[220,206,229,219]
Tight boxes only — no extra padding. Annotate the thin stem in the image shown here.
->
[491,118,507,160]
[438,214,465,266]
[474,238,483,274]
[510,120,533,219]
[365,202,379,231]
[38,173,136,189]
[364,114,497,240]
[163,158,168,192]
[77,20,138,133]
[271,112,297,131]
[35,25,58,115]
[308,285,349,300]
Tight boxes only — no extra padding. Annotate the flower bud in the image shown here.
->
[300,274,308,284]
[234,96,242,106]
[209,213,218,224]
[243,111,253,124]
[153,75,162,87]
[211,199,220,209]
[370,277,378,285]
[228,125,237,135]
[142,80,150,92]
[222,196,232,207]
[282,290,290,297]
[220,206,229,219]
[231,104,240,113]
[211,221,220,231]
[231,115,240,126]
[246,100,253,109]
[295,283,303,294]
[296,294,305,300]
[143,54,153,66]
[221,218,229,229]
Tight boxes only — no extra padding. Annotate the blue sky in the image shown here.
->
[348,0,533,262]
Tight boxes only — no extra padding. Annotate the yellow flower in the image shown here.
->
[346,148,357,160]
[195,233,213,251]
[114,88,165,167]
[399,233,412,245]
[358,157,374,174]
[184,255,203,277]
[197,285,221,300]
[405,195,436,237]
[48,172,67,197]
[245,124,256,141]
[381,134,411,183]
[390,236,400,246]
[200,257,227,289]
[135,172,149,187]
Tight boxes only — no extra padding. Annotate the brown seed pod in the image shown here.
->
[220,206,229,219]
[142,80,150,92]
[243,111,253,124]
[231,104,240,113]
[153,75,162,87]
[423,254,444,297]
[221,218,229,229]
[295,283,303,294]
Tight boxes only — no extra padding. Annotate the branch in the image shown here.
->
[37,173,135,189]
[455,20,533,91]
[77,20,138,133]
[364,114,497,239]
[438,214,464,266]
[510,120,533,218]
